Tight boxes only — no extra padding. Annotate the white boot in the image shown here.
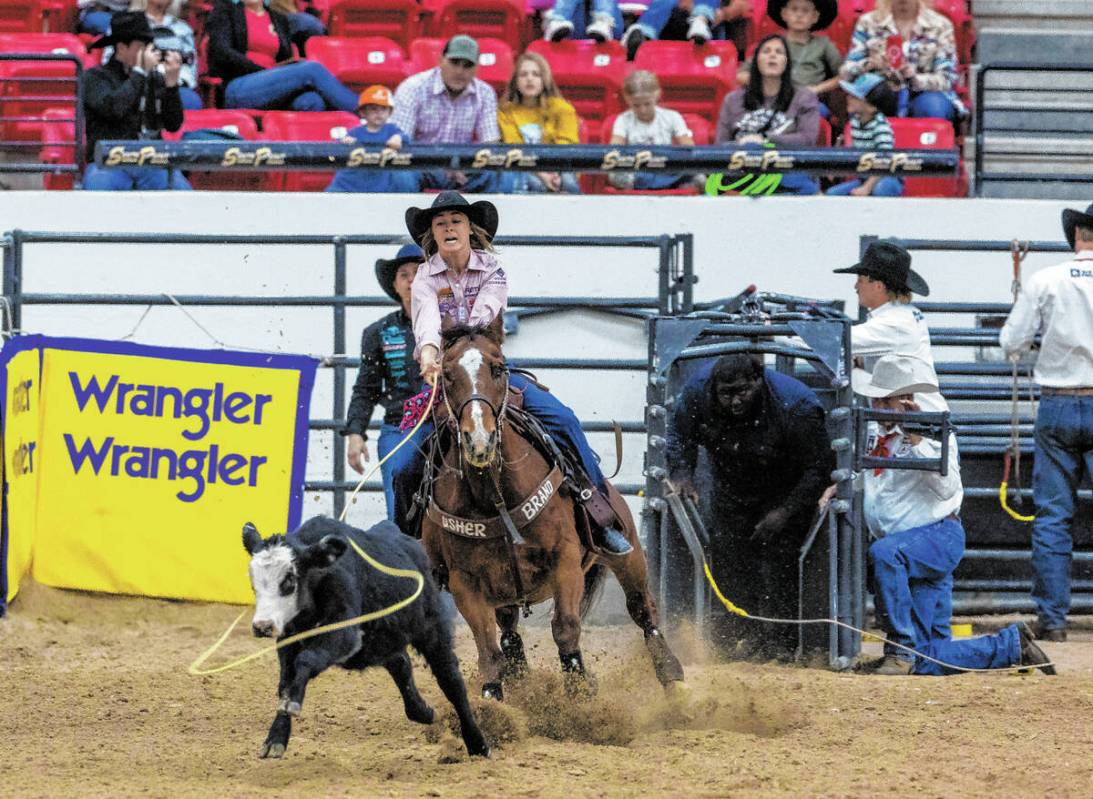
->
[586,12,615,42]
[686,14,712,44]
[543,16,574,41]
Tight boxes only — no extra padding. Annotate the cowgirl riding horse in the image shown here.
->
[392,191,633,557]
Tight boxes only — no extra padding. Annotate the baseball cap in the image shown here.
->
[357,84,393,108]
[443,34,479,64]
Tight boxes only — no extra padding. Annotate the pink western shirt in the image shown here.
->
[410,250,508,360]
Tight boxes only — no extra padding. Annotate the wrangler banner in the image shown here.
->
[0,335,317,613]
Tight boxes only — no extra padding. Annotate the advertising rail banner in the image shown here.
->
[0,335,317,612]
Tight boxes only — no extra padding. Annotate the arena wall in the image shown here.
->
[2,192,1076,526]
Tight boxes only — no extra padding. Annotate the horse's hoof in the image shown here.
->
[260,742,286,759]
[481,682,504,701]
[664,680,691,698]
[406,703,435,725]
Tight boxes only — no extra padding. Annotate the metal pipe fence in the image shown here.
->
[2,228,693,516]
[0,53,84,181]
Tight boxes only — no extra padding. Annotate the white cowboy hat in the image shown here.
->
[852,355,940,398]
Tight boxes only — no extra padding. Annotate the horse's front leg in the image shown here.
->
[496,605,529,681]
[449,572,507,700]
[551,541,594,692]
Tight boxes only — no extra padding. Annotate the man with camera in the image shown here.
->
[82,11,190,191]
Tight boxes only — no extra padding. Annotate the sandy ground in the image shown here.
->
[1,580,1091,799]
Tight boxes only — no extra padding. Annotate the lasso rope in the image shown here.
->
[1001,240,1035,523]
[187,389,436,677]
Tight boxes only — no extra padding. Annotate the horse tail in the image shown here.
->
[579,562,608,620]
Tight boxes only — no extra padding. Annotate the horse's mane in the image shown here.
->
[441,322,504,349]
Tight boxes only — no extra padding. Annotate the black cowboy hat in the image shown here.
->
[375,243,425,303]
[89,11,155,49]
[405,190,499,244]
[1062,202,1093,250]
[767,0,839,32]
[833,240,930,296]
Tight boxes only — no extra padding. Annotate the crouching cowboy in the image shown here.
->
[841,355,1055,676]
[391,190,632,556]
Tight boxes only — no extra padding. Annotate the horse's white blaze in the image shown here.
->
[249,545,299,636]
[459,347,490,449]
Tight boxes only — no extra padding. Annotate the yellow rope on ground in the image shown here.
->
[188,392,436,677]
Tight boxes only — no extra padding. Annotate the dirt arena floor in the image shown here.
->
[2,580,1091,799]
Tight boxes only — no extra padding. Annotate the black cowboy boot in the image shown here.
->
[580,487,633,556]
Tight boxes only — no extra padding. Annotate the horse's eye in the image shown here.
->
[491,363,505,380]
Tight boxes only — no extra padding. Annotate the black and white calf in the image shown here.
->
[243,516,490,759]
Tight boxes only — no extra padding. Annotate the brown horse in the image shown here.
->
[420,315,685,699]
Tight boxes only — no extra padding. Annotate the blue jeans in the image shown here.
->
[868,517,1020,675]
[897,88,956,122]
[775,172,820,195]
[326,168,419,193]
[179,86,203,111]
[635,0,715,37]
[391,372,607,532]
[83,164,192,191]
[377,422,428,521]
[502,171,581,194]
[224,61,358,112]
[634,173,688,190]
[1031,395,1093,630]
[826,177,905,196]
[545,0,623,36]
[419,168,499,193]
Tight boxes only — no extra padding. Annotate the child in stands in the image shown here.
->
[326,85,417,193]
[608,70,699,191]
[827,73,904,197]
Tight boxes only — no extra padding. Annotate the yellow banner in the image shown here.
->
[0,336,316,610]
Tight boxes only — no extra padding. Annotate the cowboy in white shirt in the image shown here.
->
[852,355,1053,676]
[999,202,1093,643]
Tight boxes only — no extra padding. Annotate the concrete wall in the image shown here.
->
[2,191,1079,527]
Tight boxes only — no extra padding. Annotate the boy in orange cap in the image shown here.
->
[327,84,417,193]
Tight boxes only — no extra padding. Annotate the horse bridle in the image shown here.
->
[440,365,511,449]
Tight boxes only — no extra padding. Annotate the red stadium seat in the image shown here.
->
[161,109,268,191]
[38,105,78,189]
[631,41,737,126]
[409,36,514,94]
[0,48,81,142]
[422,0,527,53]
[262,110,359,191]
[306,36,409,93]
[526,39,625,124]
[816,115,832,146]
[0,1,51,34]
[845,116,963,197]
[597,110,708,195]
[328,0,422,46]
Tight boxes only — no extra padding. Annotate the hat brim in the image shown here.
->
[766,0,838,31]
[405,200,499,245]
[852,368,939,398]
[89,31,154,49]
[1062,208,1093,250]
[375,255,423,303]
[832,263,931,296]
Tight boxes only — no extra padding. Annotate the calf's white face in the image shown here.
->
[248,544,299,638]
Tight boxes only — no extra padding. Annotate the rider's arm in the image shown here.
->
[411,264,441,363]
[467,264,508,328]
[999,276,1042,357]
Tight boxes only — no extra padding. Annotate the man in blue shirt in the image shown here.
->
[667,353,834,658]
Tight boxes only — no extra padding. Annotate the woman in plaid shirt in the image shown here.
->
[840,0,964,122]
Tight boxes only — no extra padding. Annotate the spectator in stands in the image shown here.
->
[542,0,622,42]
[206,0,358,112]
[621,0,752,60]
[104,0,202,111]
[326,85,417,193]
[998,203,1093,644]
[270,0,327,56]
[82,12,190,190]
[667,354,834,659]
[841,0,963,122]
[608,71,698,191]
[78,0,130,36]
[837,355,1054,676]
[344,244,426,520]
[497,52,580,194]
[827,74,903,196]
[391,35,501,193]
[716,34,820,194]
